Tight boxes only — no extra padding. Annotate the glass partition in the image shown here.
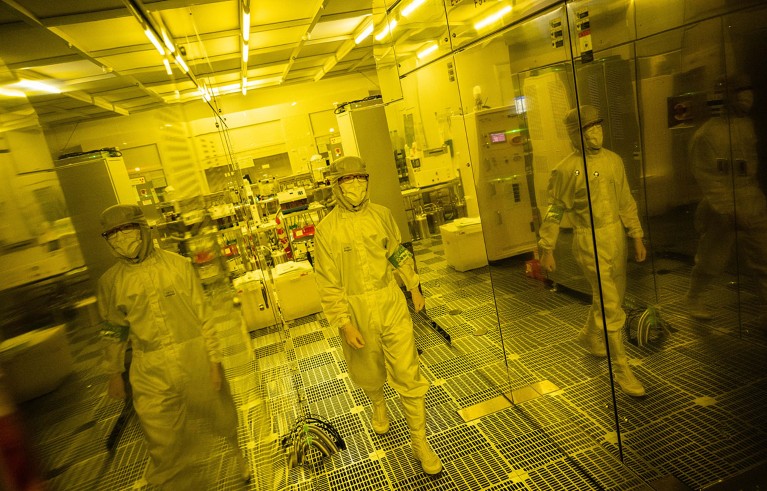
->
[385,0,767,488]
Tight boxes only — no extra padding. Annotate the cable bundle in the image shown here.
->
[281,415,346,468]
[625,304,674,347]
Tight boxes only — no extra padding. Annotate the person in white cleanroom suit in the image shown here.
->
[686,75,767,320]
[97,204,249,489]
[538,105,647,397]
[314,156,442,475]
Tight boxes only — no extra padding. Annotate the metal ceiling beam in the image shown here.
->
[0,0,161,117]
[279,0,327,83]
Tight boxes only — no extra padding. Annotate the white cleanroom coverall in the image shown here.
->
[538,147,644,334]
[688,114,767,305]
[314,201,429,398]
[98,243,240,487]
[315,155,441,474]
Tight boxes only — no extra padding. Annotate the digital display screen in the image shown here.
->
[489,132,506,143]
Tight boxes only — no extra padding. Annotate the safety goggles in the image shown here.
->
[582,120,603,132]
[102,223,140,239]
[337,174,369,185]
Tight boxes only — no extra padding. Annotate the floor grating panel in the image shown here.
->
[22,229,767,490]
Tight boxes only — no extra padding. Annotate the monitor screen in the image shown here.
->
[489,132,506,143]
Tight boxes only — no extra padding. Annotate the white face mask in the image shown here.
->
[340,180,368,206]
[584,124,603,151]
[108,228,142,258]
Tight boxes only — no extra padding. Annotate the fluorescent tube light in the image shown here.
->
[374,19,397,41]
[401,0,426,17]
[17,80,60,94]
[242,9,250,43]
[0,87,26,97]
[242,76,247,95]
[242,44,249,63]
[417,43,438,59]
[355,24,374,44]
[144,28,165,55]
[163,58,172,75]
[161,30,175,53]
[174,54,189,73]
[474,5,512,31]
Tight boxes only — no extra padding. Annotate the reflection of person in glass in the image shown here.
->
[686,75,767,321]
[538,105,647,397]
[97,205,250,488]
[314,156,442,475]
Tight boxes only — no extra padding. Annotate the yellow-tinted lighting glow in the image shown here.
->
[174,55,189,73]
[0,87,26,97]
[242,44,249,63]
[374,19,397,41]
[134,167,141,172]
[144,28,165,55]
[242,9,250,42]
[474,5,512,31]
[17,80,60,94]
[161,30,175,53]
[417,43,438,59]
[401,0,426,17]
[163,59,172,75]
[355,24,374,44]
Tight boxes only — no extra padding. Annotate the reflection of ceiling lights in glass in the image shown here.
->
[474,5,512,31]
[374,19,397,41]
[417,43,438,59]
[401,0,426,17]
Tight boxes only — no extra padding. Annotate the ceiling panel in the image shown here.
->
[0,0,407,127]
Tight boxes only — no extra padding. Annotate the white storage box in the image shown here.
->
[440,218,488,272]
[273,261,323,321]
[233,271,278,331]
[0,325,73,402]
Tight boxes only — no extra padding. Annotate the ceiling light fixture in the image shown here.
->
[474,5,512,31]
[417,43,438,59]
[0,87,26,98]
[401,0,426,17]
[163,58,172,75]
[242,5,251,43]
[242,76,248,95]
[161,29,175,53]
[242,44,249,63]
[144,28,165,55]
[354,23,374,44]
[374,19,398,41]
[174,54,189,73]
[16,80,61,94]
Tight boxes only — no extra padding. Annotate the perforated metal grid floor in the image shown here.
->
[19,232,767,490]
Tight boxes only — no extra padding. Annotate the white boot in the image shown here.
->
[607,332,645,397]
[400,396,442,475]
[576,327,607,357]
[365,388,390,435]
